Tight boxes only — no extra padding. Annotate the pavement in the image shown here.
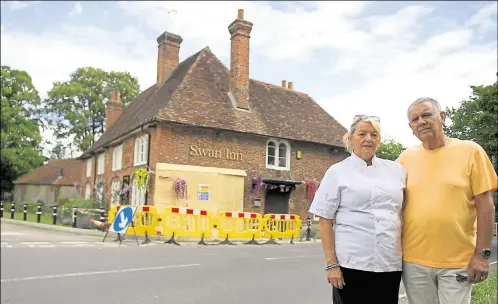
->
[1,221,497,304]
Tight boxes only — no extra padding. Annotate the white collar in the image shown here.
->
[350,151,378,168]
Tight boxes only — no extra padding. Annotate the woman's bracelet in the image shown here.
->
[325,263,340,271]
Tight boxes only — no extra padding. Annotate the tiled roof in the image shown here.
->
[14,159,82,186]
[81,47,346,157]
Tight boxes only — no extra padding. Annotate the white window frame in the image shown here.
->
[131,180,146,205]
[266,138,291,171]
[86,158,92,177]
[85,183,91,200]
[111,180,122,205]
[134,135,148,166]
[112,144,123,171]
[97,153,105,175]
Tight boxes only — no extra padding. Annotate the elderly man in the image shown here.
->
[397,97,497,304]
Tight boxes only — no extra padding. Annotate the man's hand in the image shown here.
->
[467,253,489,284]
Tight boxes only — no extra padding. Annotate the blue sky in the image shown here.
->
[1,1,497,157]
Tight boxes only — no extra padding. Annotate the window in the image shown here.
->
[111,180,122,205]
[266,139,291,170]
[131,180,146,205]
[85,183,91,200]
[86,158,92,177]
[97,153,105,175]
[134,135,148,166]
[112,144,123,171]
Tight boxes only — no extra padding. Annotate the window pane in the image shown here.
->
[278,156,286,167]
[267,155,275,165]
[278,143,287,167]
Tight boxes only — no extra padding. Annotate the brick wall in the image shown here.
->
[80,123,348,218]
[147,123,347,218]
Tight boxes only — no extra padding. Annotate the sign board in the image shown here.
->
[198,184,210,201]
[109,206,137,233]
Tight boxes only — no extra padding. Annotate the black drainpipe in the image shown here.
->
[141,124,153,205]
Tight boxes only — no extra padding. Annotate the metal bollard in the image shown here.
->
[99,208,106,232]
[52,205,57,225]
[23,203,28,221]
[306,217,311,241]
[36,203,42,223]
[10,202,15,219]
[0,200,3,218]
[72,206,77,228]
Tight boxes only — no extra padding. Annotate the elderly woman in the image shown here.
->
[309,115,406,304]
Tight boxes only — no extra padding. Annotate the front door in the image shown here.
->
[264,187,290,214]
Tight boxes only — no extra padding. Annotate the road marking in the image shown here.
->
[61,241,89,244]
[1,231,24,236]
[1,263,201,283]
[265,254,323,260]
[28,244,56,248]
[21,242,50,245]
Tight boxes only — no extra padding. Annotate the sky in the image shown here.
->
[1,1,497,158]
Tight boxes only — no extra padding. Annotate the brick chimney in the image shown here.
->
[156,31,183,85]
[105,89,123,130]
[288,82,293,90]
[228,9,253,110]
[281,80,286,88]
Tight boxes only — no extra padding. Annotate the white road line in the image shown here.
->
[1,232,24,236]
[21,242,50,245]
[1,264,201,283]
[61,241,88,244]
[28,244,55,248]
[265,254,323,260]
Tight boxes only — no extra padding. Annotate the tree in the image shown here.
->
[0,66,46,196]
[376,139,406,161]
[43,67,140,153]
[445,82,497,164]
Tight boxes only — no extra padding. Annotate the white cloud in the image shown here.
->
[69,2,83,16]
[1,1,496,156]
[2,0,41,11]
[465,2,498,32]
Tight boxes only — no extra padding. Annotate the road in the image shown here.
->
[1,223,496,304]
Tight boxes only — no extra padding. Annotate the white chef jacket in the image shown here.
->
[309,152,406,272]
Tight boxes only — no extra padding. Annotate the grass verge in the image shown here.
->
[471,272,497,304]
[8,212,69,226]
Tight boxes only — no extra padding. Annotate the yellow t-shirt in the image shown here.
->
[397,138,497,268]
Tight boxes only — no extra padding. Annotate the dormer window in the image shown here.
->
[266,139,291,170]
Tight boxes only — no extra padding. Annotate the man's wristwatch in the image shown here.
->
[479,248,492,259]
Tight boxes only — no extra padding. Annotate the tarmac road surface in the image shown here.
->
[1,222,496,304]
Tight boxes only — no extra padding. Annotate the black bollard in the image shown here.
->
[72,206,77,228]
[52,205,57,225]
[23,203,27,221]
[99,208,106,232]
[305,217,311,241]
[0,200,3,218]
[10,202,15,219]
[36,203,42,223]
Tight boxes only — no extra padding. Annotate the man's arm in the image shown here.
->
[467,190,496,283]
[474,190,495,254]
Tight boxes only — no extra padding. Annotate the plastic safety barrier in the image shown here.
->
[216,211,263,245]
[263,214,301,241]
[124,206,160,242]
[161,207,215,245]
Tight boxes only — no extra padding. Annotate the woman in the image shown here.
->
[309,115,406,304]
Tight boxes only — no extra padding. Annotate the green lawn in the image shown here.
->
[471,272,497,304]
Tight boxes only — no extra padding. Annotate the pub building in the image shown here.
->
[78,9,348,219]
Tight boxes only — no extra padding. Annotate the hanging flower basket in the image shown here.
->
[251,176,264,195]
[174,177,188,199]
[135,167,149,191]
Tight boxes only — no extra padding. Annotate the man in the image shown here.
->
[397,97,497,304]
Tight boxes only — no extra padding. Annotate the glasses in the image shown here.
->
[353,115,380,123]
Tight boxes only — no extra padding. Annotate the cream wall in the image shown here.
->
[153,163,246,214]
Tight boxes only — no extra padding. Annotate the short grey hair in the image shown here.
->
[342,117,381,153]
[407,97,443,117]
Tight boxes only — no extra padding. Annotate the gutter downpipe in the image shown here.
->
[141,123,154,206]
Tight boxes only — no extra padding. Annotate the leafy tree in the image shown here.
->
[43,67,140,152]
[0,66,46,196]
[376,139,406,161]
[445,82,497,165]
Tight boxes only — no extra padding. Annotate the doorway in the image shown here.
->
[264,186,290,214]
